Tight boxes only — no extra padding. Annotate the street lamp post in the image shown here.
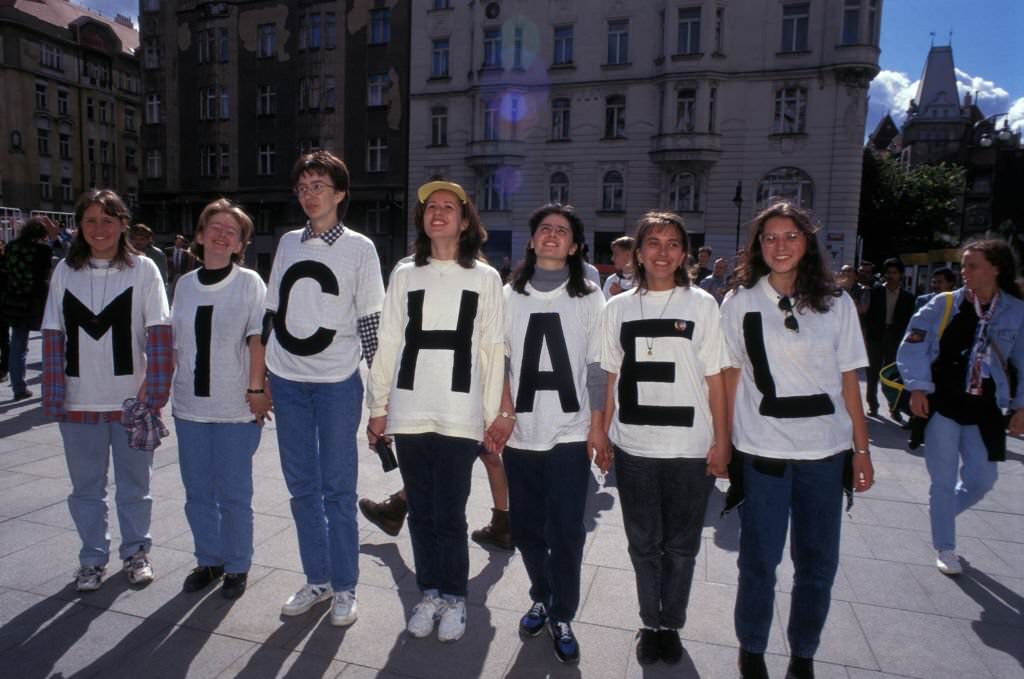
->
[732,181,744,250]
[961,112,1017,242]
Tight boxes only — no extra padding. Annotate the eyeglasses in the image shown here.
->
[778,296,799,332]
[294,182,332,197]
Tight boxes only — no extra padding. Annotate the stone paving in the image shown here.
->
[0,332,1021,678]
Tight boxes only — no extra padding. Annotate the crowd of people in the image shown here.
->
[2,148,1022,679]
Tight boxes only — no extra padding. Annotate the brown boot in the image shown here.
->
[358,492,407,536]
[471,508,514,550]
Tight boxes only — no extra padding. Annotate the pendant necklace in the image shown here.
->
[88,259,111,327]
[639,287,676,356]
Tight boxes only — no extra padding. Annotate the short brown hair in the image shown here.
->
[632,211,691,290]
[290,150,351,220]
[192,198,255,264]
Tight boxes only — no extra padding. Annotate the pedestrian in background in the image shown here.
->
[863,257,914,419]
[1,218,53,400]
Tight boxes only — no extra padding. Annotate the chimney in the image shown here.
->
[115,13,134,28]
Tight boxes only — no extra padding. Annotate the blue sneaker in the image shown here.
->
[519,601,547,638]
[548,619,580,664]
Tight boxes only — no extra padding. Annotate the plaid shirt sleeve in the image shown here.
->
[357,311,381,369]
[145,324,174,411]
[42,329,67,420]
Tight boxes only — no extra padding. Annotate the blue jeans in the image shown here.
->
[270,371,362,591]
[9,326,30,394]
[734,451,844,657]
[504,442,590,622]
[175,418,261,573]
[924,413,999,552]
[395,433,479,598]
[60,421,154,566]
[615,447,714,630]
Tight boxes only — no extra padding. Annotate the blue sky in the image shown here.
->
[78,0,1022,135]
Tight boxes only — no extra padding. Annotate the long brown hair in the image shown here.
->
[412,185,487,269]
[737,201,835,312]
[511,204,594,297]
[67,189,137,270]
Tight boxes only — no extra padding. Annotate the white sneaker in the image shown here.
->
[407,593,443,638]
[437,598,467,643]
[936,550,962,575]
[281,583,333,616]
[330,590,358,627]
[123,549,154,586]
[75,565,106,592]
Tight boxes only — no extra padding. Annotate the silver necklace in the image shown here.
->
[639,287,676,356]
[88,260,111,317]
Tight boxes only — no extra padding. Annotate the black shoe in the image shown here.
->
[519,601,547,638]
[221,572,248,599]
[182,565,224,592]
[0,370,8,382]
[13,389,33,401]
[867,406,878,417]
[658,628,683,665]
[636,628,660,665]
[739,649,769,679]
[786,656,814,679]
[548,620,580,665]
[892,411,905,424]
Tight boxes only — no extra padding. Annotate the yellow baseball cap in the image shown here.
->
[417,180,468,205]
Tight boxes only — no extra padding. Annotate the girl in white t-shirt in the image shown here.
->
[171,199,268,600]
[720,202,873,679]
[367,180,504,644]
[600,212,729,667]
[41,189,171,593]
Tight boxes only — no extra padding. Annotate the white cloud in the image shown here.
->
[1008,97,1024,133]
[954,68,1010,103]
[869,67,1017,130]
[868,69,918,126]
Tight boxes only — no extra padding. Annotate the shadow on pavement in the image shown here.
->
[957,559,1024,670]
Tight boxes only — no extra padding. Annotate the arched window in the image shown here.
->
[757,167,813,207]
[549,171,569,204]
[601,170,624,211]
[669,172,700,212]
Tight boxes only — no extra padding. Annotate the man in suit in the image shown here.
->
[914,267,957,310]
[165,233,196,296]
[864,257,915,420]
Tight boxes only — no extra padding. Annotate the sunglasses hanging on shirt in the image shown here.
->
[778,296,799,332]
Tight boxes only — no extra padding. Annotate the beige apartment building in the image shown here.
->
[0,0,140,218]
[408,0,881,267]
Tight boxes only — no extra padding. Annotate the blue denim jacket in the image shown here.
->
[896,288,1024,410]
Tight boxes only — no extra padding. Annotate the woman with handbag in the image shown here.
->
[897,238,1024,576]
[2,218,53,400]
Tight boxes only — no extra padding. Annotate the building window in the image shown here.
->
[298,138,320,155]
[299,78,322,111]
[549,171,569,204]
[125,145,135,170]
[431,106,448,146]
[200,86,215,120]
[37,128,50,156]
[323,76,336,109]
[218,27,229,61]
[257,23,276,57]
[601,171,624,211]
[773,86,807,133]
[41,43,63,70]
[35,83,47,110]
[675,89,696,132]
[309,13,321,49]
[867,0,878,45]
[553,25,574,65]
[146,150,162,178]
[88,138,95,162]
[604,95,626,139]
[757,167,813,207]
[257,143,275,176]
[257,85,275,115]
[219,87,229,119]
[432,39,450,77]
[98,100,109,124]
[219,144,230,176]
[708,86,717,132]
[369,8,390,44]
[59,133,70,159]
[145,93,161,124]
[513,26,524,68]
[483,99,499,141]
[57,89,69,115]
[366,137,388,172]
[100,141,109,163]
[61,177,73,202]
[199,28,215,63]
[86,97,94,120]
[144,40,160,68]
[366,200,388,235]
[841,0,860,44]
[669,172,700,212]
[781,4,809,52]
[482,171,509,211]
[607,20,629,64]
[325,12,337,48]
[483,29,502,68]
[125,106,136,131]
[368,73,389,107]
[433,0,450,8]
[40,174,52,200]
[142,0,159,11]
[551,98,571,140]
[677,7,701,55]
[200,145,218,177]
[714,8,725,52]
